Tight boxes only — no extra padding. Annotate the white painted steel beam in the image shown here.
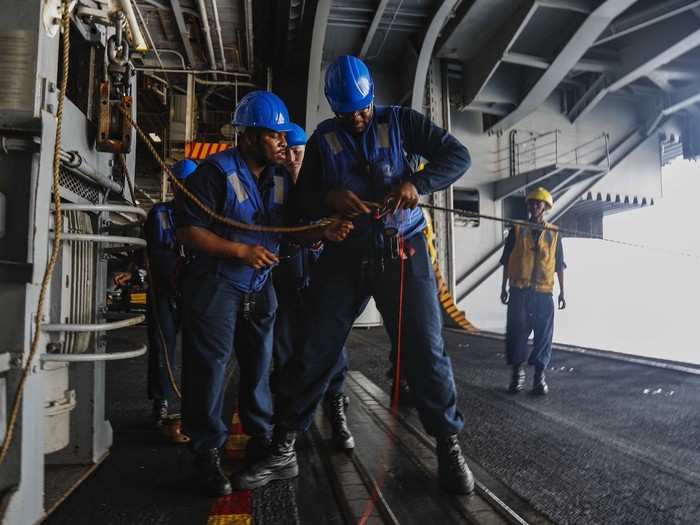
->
[359,0,391,58]
[595,0,700,46]
[570,21,700,123]
[306,0,331,129]
[503,51,700,81]
[411,0,461,111]
[462,1,538,105]
[536,0,592,14]
[493,166,563,200]
[645,84,700,135]
[490,0,639,132]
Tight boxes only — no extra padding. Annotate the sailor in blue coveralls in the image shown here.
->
[174,91,352,496]
[113,159,197,423]
[272,123,357,451]
[234,56,475,495]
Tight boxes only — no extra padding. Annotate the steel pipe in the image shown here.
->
[196,0,218,72]
[50,233,147,247]
[243,0,254,71]
[0,137,36,153]
[134,67,251,78]
[43,315,145,333]
[194,78,255,87]
[41,344,147,362]
[210,0,227,71]
[54,203,147,220]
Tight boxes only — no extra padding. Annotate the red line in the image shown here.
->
[209,490,251,516]
[359,237,407,525]
[391,237,406,413]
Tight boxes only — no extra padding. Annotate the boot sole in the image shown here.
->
[439,477,475,495]
[232,464,299,490]
[335,436,355,450]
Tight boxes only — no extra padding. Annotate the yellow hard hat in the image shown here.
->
[526,187,554,209]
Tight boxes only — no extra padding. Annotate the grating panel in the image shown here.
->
[58,167,101,204]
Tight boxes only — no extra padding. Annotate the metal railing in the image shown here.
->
[491,130,610,178]
[42,204,148,362]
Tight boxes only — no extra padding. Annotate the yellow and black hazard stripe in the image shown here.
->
[422,210,478,334]
[434,262,477,333]
[185,142,230,160]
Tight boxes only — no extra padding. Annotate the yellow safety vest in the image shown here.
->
[507,223,558,294]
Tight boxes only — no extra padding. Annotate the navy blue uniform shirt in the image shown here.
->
[289,107,471,223]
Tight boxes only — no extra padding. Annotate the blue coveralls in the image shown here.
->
[144,202,182,403]
[277,106,470,438]
[175,149,290,452]
[505,289,555,370]
[272,242,355,399]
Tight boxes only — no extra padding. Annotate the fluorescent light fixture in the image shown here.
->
[148,132,162,143]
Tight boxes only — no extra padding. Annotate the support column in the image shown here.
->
[426,59,455,296]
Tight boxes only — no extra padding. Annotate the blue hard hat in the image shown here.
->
[324,55,374,113]
[171,159,198,181]
[286,123,307,147]
[232,90,294,132]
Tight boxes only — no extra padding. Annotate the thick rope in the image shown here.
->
[0,2,70,465]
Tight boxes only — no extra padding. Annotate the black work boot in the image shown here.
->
[325,393,355,450]
[508,366,526,394]
[245,435,272,464]
[436,435,475,495]
[232,430,298,490]
[194,448,232,497]
[152,399,168,424]
[533,368,549,396]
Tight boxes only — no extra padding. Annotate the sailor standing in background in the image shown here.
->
[500,187,566,396]
[113,159,197,425]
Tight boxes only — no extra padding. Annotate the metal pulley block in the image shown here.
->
[96,81,132,153]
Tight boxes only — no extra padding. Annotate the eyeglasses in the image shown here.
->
[335,105,372,122]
